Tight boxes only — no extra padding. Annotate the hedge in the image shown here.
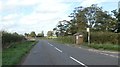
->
[55,36,74,44]
[2,31,25,48]
[83,32,119,45]
[55,32,119,45]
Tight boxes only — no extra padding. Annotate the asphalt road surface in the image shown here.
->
[22,40,119,67]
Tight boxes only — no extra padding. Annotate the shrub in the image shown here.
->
[80,31,119,44]
[55,36,74,44]
[90,32,118,44]
[2,31,25,48]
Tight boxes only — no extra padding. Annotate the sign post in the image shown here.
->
[87,28,90,45]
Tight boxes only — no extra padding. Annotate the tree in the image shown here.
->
[53,4,118,35]
[37,31,44,37]
[75,4,117,32]
[117,9,120,32]
[13,32,19,35]
[111,9,120,33]
[24,33,29,37]
[47,31,53,37]
[30,31,36,37]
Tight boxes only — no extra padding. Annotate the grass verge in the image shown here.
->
[84,43,120,51]
[2,41,37,66]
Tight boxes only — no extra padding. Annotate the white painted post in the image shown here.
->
[87,28,90,45]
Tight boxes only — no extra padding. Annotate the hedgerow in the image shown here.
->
[83,32,119,44]
[2,31,25,48]
[55,31,119,45]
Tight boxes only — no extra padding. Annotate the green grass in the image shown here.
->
[2,41,37,66]
[84,43,120,51]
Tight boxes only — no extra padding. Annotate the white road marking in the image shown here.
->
[99,53,118,58]
[79,47,81,48]
[88,49,118,58]
[50,44,53,46]
[109,55,118,58]
[66,45,69,46]
[70,56,87,67]
[54,47,62,53]
[104,53,109,56]
[48,43,53,46]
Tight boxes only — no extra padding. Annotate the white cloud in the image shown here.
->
[80,0,107,7]
[1,0,71,35]
[1,0,118,35]
[6,0,40,6]
[2,13,19,21]
[0,1,2,11]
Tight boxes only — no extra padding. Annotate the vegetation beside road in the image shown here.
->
[53,32,120,51]
[2,41,37,66]
[2,31,25,49]
[84,43,120,51]
[53,36,74,44]
[2,31,38,66]
[51,4,119,51]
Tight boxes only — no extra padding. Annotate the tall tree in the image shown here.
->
[54,20,71,36]
[37,31,44,37]
[111,9,120,32]
[30,31,36,37]
[118,9,120,32]
[75,4,117,32]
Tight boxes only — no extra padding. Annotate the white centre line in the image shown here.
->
[54,47,62,53]
[48,43,53,46]
[50,44,53,46]
[70,56,88,67]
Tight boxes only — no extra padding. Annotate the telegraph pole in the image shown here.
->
[87,24,90,45]
[85,14,90,45]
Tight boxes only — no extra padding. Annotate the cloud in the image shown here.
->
[1,0,118,35]
[6,0,40,6]
[80,0,119,7]
[1,0,72,35]
[80,0,107,7]
[2,13,19,21]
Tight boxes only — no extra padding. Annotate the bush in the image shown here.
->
[81,31,119,45]
[90,32,118,44]
[55,36,74,44]
[2,31,25,48]
[55,32,119,45]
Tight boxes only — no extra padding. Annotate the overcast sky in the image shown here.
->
[0,0,119,35]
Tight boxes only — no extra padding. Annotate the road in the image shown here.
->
[22,40,119,67]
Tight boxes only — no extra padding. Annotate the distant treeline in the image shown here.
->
[2,31,25,48]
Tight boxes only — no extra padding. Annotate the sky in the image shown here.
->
[0,0,119,35]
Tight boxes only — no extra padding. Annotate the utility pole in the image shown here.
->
[85,14,90,45]
[87,23,90,45]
